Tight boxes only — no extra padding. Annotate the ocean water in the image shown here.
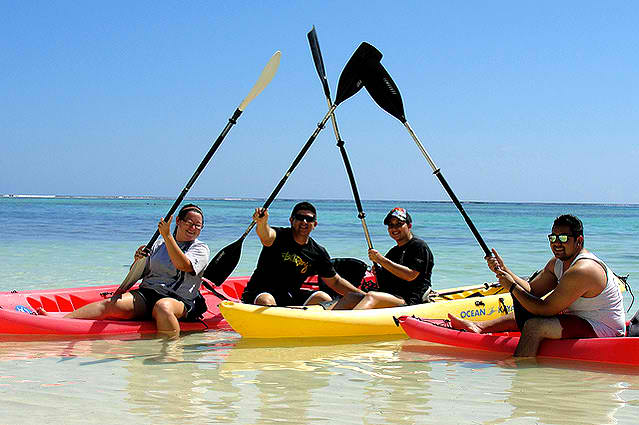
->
[2,197,639,424]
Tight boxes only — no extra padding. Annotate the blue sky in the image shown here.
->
[2,1,638,202]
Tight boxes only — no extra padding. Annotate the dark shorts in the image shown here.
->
[512,296,597,338]
[241,287,318,306]
[131,287,207,322]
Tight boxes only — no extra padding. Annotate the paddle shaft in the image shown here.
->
[403,121,491,257]
[237,104,337,238]
[144,109,243,250]
[327,99,374,249]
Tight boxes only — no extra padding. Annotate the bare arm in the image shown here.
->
[502,261,605,316]
[368,249,419,281]
[157,216,195,273]
[254,208,276,247]
[322,273,365,296]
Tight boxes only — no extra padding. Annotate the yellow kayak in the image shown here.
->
[219,282,513,338]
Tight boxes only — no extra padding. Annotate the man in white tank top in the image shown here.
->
[449,214,625,357]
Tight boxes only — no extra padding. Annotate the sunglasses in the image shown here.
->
[387,221,406,229]
[548,233,574,243]
[294,213,316,223]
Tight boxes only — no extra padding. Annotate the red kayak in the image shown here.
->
[0,277,245,338]
[397,316,639,366]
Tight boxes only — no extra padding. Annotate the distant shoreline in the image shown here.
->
[2,194,638,206]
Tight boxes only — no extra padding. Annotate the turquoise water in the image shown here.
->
[2,197,639,424]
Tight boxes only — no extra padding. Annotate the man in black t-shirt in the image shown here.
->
[241,202,364,306]
[334,207,434,309]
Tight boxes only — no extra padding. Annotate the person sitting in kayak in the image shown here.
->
[449,214,625,357]
[41,204,210,338]
[333,207,434,309]
[240,201,363,306]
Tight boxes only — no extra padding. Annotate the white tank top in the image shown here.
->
[553,252,625,337]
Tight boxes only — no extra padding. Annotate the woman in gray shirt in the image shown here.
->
[52,204,210,338]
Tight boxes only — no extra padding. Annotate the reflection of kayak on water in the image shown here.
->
[219,282,514,338]
[397,316,639,367]
[217,335,406,373]
[0,277,247,338]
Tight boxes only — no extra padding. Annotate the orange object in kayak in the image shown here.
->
[397,316,639,366]
[0,277,247,338]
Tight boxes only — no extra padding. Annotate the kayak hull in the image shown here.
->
[219,283,513,338]
[398,316,639,366]
[0,277,246,338]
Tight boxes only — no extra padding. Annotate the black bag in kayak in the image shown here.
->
[318,257,368,300]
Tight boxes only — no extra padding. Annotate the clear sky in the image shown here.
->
[2,1,638,203]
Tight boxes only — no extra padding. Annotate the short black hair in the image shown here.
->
[291,201,317,218]
[553,214,583,237]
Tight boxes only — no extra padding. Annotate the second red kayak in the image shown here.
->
[397,316,639,366]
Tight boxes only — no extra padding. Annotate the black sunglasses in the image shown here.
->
[548,233,574,243]
[294,213,316,223]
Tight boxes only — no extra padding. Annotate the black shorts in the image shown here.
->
[131,287,207,322]
[241,287,318,306]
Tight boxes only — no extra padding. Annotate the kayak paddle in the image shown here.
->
[361,46,492,257]
[112,51,282,298]
[203,41,382,285]
[307,27,375,252]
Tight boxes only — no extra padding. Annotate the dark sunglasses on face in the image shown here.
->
[294,213,316,223]
[387,221,406,229]
[548,233,573,243]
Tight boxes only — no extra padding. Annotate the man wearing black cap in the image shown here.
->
[334,207,434,309]
[241,201,364,306]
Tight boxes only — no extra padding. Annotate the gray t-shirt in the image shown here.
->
[139,238,210,301]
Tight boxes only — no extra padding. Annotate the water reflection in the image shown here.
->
[4,333,639,424]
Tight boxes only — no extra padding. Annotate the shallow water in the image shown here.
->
[3,198,639,423]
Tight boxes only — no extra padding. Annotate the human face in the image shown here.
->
[290,209,317,238]
[176,211,203,241]
[549,224,581,261]
[387,218,411,245]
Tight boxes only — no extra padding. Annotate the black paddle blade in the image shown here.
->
[202,236,245,285]
[335,42,383,106]
[307,26,331,99]
[363,61,407,123]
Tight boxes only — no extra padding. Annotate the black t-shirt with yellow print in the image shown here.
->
[243,227,336,298]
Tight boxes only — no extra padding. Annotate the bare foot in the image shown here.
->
[448,313,482,333]
[36,307,49,316]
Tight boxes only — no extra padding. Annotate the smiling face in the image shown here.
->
[289,209,317,240]
[175,210,204,242]
[387,217,412,245]
[549,224,582,261]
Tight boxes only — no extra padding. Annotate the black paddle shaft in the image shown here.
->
[144,108,243,251]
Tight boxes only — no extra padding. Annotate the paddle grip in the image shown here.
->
[433,169,492,257]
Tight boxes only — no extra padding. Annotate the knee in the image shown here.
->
[255,293,276,306]
[152,299,180,319]
[521,318,546,339]
[310,291,332,303]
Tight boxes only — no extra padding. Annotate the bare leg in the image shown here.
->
[152,297,186,339]
[331,292,365,310]
[514,317,562,357]
[64,293,138,320]
[305,291,332,305]
[353,291,405,310]
[254,293,277,306]
[448,312,518,334]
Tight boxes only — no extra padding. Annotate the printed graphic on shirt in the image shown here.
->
[281,251,309,274]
